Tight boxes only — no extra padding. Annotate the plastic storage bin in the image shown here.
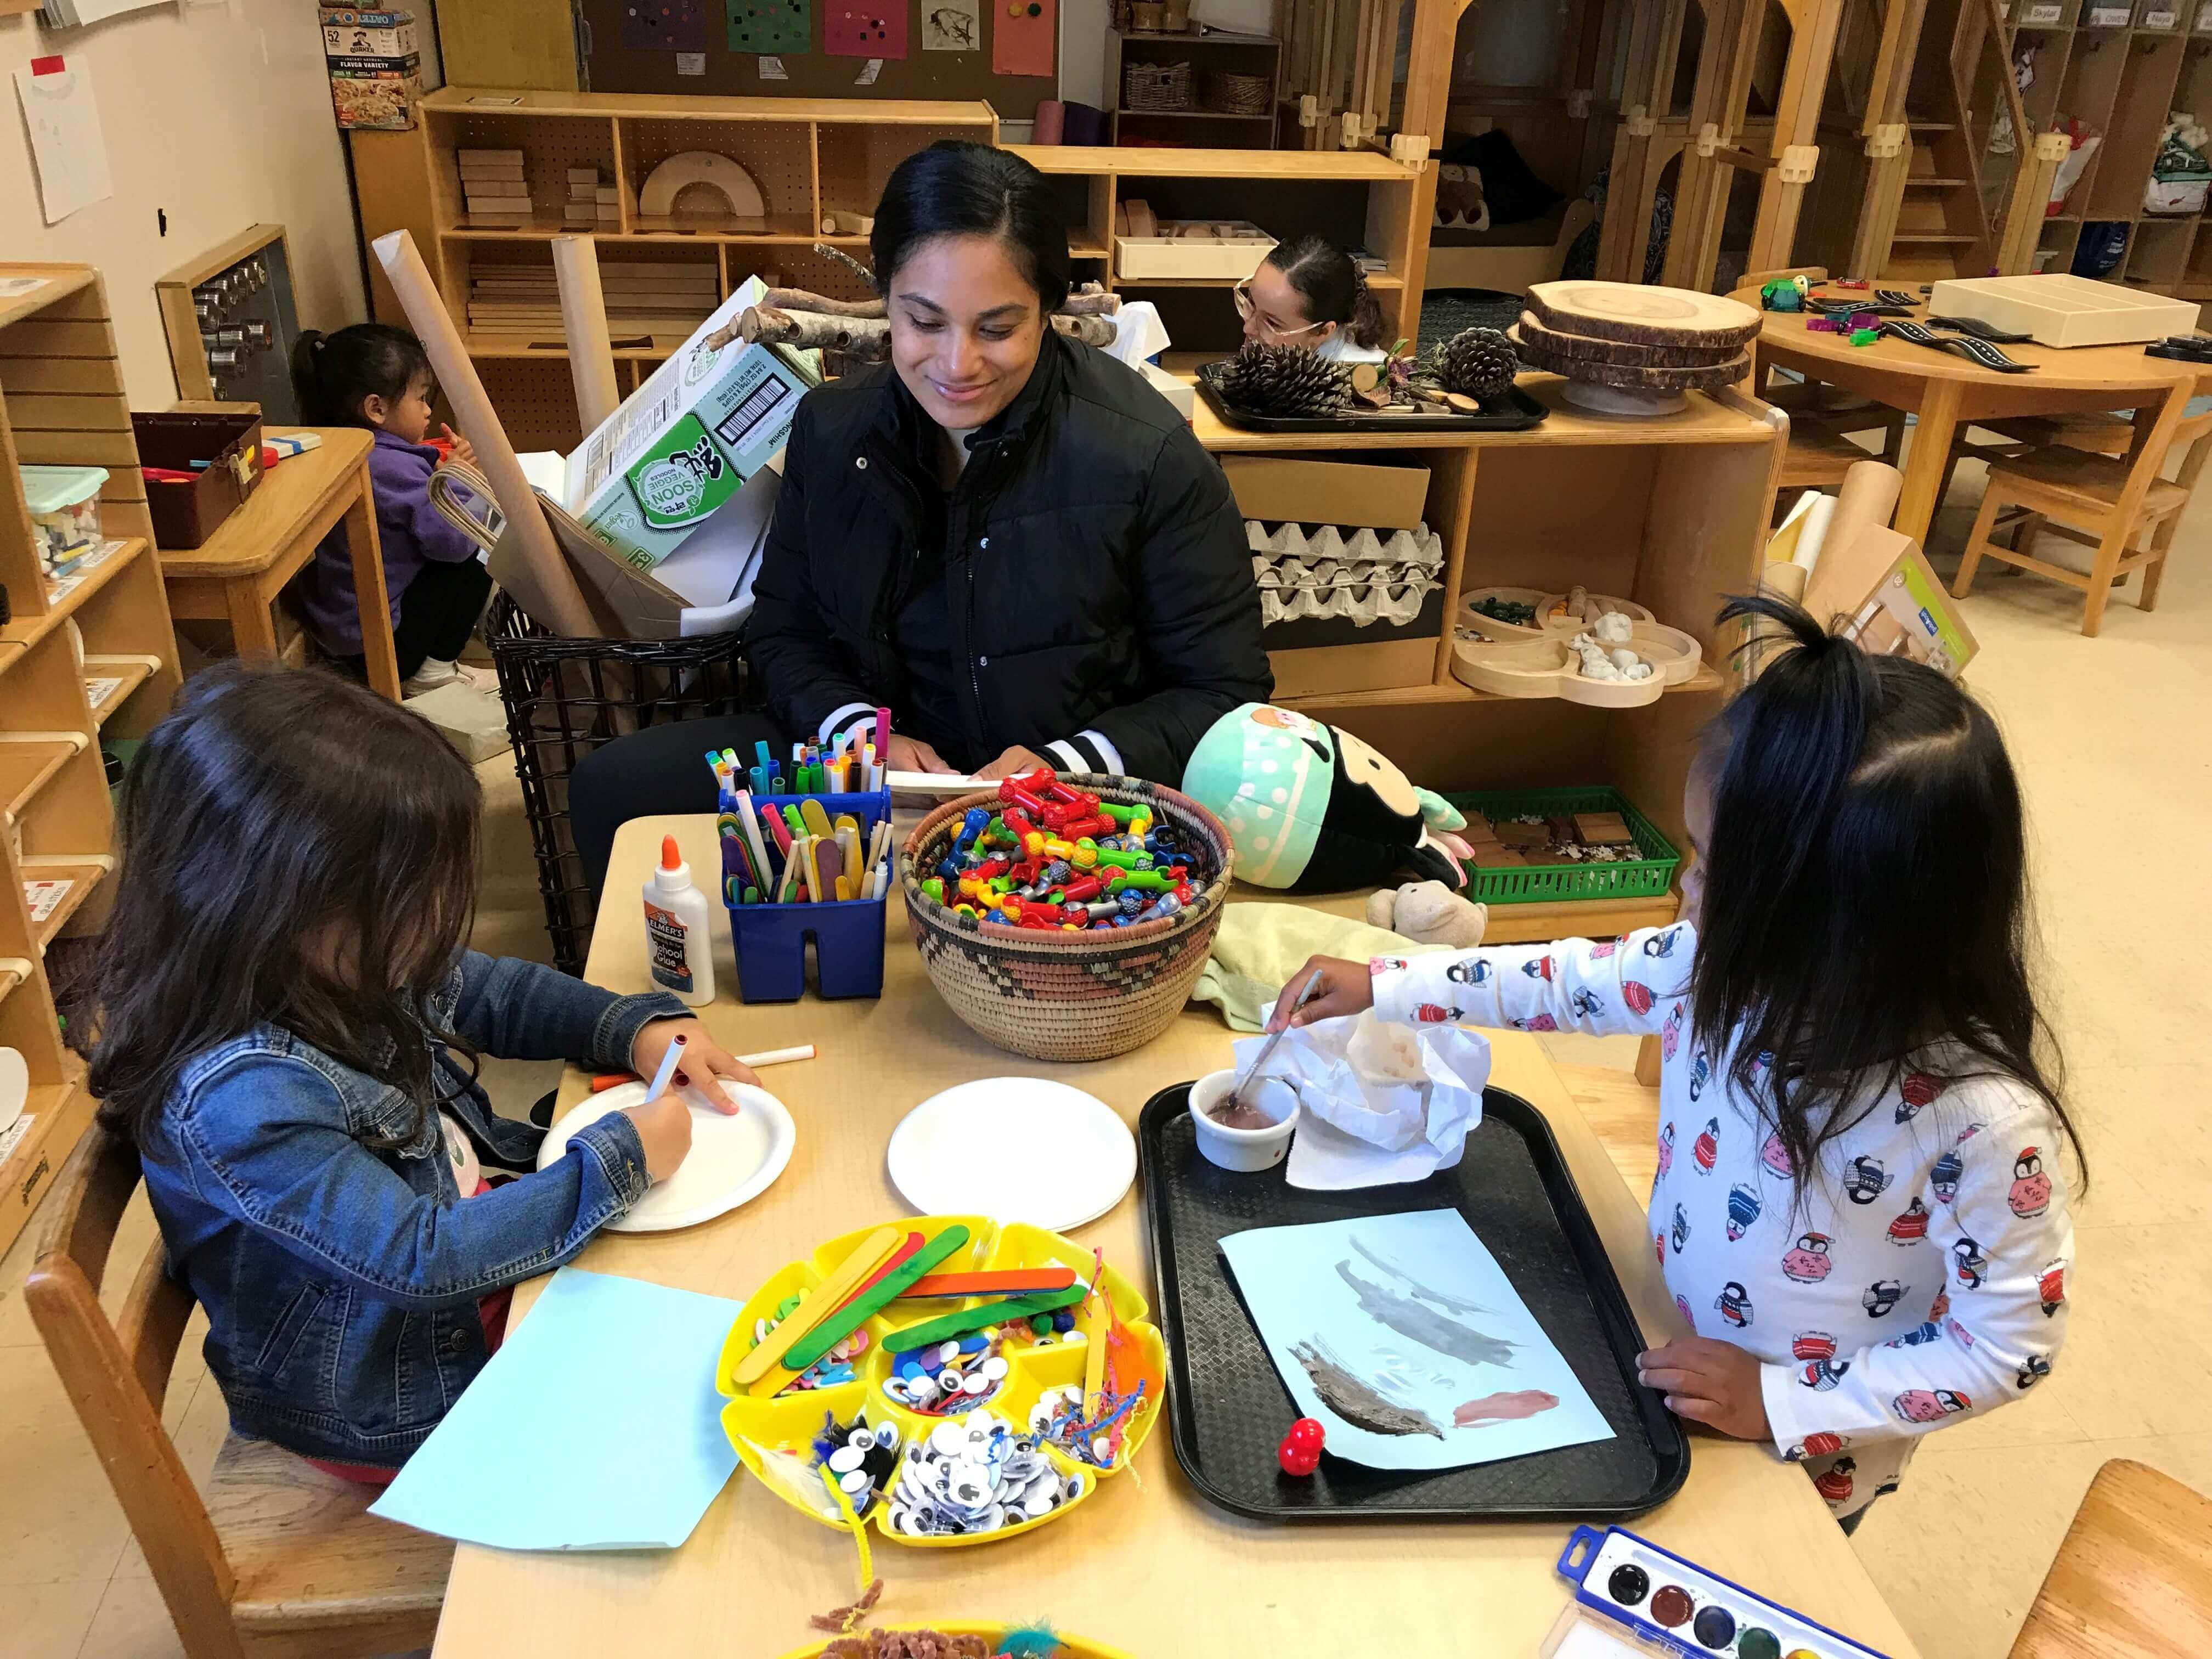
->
[726,788,889,1002]
[1445,785,1680,907]
[20,465,108,573]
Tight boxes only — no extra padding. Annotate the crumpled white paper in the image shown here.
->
[1102,299,1172,370]
[1239,1005,1488,1189]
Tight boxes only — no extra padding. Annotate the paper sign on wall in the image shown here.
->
[623,0,709,48]
[13,58,112,225]
[993,0,1054,76]
[728,0,811,54]
[825,0,907,57]
[922,0,979,49]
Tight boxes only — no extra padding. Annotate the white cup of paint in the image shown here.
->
[1188,1069,1299,1172]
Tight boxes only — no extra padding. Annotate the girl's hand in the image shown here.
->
[977,745,1050,781]
[887,733,957,775]
[440,424,478,467]
[623,1091,695,1184]
[1638,1338,1770,1440]
[1269,956,1375,1030]
[630,1018,755,1110]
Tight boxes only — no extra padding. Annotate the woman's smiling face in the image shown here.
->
[886,232,1046,431]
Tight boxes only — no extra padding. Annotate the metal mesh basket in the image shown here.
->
[486,592,754,975]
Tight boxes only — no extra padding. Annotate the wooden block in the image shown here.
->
[467,179,529,198]
[1469,846,1526,868]
[459,161,526,180]
[596,186,620,202]
[1495,820,1550,848]
[459,148,525,163]
[1575,811,1632,844]
[567,167,600,185]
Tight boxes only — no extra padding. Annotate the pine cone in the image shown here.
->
[1217,341,1352,418]
[1434,326,1520,397]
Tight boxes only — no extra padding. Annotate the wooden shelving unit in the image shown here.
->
[0,263,183,1257]
[1104,26,1282,149]
[351,88,1001,453]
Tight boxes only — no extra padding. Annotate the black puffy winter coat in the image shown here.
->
[745,331,1272,783]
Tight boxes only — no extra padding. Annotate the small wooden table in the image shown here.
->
[156,426,401,699]
[1730,282,2210,545]
[429,815,1923,1659]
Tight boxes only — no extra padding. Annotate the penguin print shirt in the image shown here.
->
[1370,923,2073,1519]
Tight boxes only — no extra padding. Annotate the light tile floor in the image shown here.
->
[4,459,2208,1658]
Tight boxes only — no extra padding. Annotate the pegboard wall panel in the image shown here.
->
[747,244,879,303]
[617,118,813,225]
[476,358,585,454]
[436,114,620,222]
[816,124,980,219]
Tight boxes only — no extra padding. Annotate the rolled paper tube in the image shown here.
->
[551,235,620,431]
[371,231,598,637]
[1828,458,1903,548]
[1745,559,1810,680]
[1032,99,1065,144]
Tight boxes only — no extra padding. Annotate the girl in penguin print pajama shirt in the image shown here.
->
[1273,598,2081,1527]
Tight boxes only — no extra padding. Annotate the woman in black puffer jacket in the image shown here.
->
[570,141,1269,894]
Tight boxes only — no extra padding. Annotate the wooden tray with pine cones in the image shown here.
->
[1195,360,1547,432]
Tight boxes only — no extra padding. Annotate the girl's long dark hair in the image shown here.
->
[84,663,483,1149]
[290,323,431,429]
[1694,595,2078,1194]
[870,140,1070,312]
[1266,234,1388,349]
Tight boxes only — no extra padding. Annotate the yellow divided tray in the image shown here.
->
[776,1627,1133,1659]
[718,1215,1166,1549]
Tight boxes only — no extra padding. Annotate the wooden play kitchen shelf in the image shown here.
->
[351,87,1000,453]
[0,262,183,1257]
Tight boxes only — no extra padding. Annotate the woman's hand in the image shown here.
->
[440,424,478,468]
[887,733,957,774]
[1269,955,1375,1030]
[977,745,1050,781]
[630,1018,756,1109]
[1638,1338,1771,1440]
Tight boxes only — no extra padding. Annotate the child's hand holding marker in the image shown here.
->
[1637,1338,1770,1441]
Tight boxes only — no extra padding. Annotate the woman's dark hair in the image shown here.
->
[290,322,431,429]
[1265,234,1388,349]
[870,140,1070,313]
[1693,594,2078,1198]
[83,662,483,1150]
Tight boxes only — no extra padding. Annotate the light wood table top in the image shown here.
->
[154,427,371,578]
[1729,281,2211,544]
[430,815,1923,1659]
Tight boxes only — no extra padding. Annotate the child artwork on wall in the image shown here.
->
[993,0,1056,75]
[825,0,910,57]
[624,0,710,49]
[923,0,980,49]
[727,0,812,55]
[1219,1209,1615,1471]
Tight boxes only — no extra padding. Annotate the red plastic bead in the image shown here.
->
[1277,1438,1321,1477]
[1285,1417,1326,1451]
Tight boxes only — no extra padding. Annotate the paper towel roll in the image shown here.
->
[1828,459,1903,549]
[552,235,620,433]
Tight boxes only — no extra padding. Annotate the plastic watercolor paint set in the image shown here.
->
[716,1215,1166,1548]
[1547,1525,1893,1659]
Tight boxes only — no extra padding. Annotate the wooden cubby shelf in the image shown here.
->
[0,737,83,824]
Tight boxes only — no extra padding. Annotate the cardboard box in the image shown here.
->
[563,277,816,571]
[321,7,419,58]
[329,55,421,129]
[1266,637,1440,699]
[1218,455,1430,531]
[1141,360,1193,423]
[1843,546,1978,678]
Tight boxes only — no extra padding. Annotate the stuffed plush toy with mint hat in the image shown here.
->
[1181,702,1477,893]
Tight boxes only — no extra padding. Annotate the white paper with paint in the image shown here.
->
[14,60,112,225]
[922,0,980,49]
[370,1268,741,1549]
[1218,1208,1615,1471]
[759,55,788,79]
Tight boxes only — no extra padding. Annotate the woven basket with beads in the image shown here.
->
[899,774,1233,1062]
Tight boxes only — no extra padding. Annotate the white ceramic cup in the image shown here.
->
[1188,1068,1299,1172]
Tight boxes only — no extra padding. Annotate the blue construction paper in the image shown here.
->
[371,1268,741,1549]
[1218,1209,1615,1471]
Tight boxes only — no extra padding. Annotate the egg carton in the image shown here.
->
[1245,521,1446,569]
[1262,581,1436,626]
[1253,557,1443,589]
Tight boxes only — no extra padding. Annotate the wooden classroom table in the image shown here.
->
[430,814,1923,1659]
[155,426,402,699]
[1729,281,2211,546]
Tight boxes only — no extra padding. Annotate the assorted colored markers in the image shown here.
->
[711,742,891,908]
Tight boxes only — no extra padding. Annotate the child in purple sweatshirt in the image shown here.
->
[291,324,493,694]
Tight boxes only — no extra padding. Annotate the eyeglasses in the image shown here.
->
[1233,280,1327,340]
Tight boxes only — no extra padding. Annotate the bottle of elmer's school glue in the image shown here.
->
[644,834,714,1006]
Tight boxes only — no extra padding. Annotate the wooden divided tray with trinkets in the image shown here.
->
[718,1215,1165,1547]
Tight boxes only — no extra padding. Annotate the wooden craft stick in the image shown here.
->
[1082,1247,1111,1409]
[775,1224,977,1380]
[882,1285,1088,1355]
[817,1230,926,1320]
[730,1225,903,1387]
[898,1267,1080,1299]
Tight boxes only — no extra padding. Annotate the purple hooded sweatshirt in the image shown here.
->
[298,429,481,655]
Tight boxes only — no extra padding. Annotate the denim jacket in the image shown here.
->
[138,951,687,1465]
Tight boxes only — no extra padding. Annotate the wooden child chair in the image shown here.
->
[1951,391,2212,636]
[2010,1458,2212,1657]
[26,1128,452,1659]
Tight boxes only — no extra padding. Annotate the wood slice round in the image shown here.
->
[1510,328,1750,391]
[1526,281,1762,350]
[1516,312,1745,369]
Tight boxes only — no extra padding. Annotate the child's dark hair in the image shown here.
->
[290,323,431,429]
[83,663,483,1150]
[871,140,1070,314]
[1264,234,1388,350]
[1695,595,2078,1192]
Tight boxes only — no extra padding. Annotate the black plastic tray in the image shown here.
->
[1195,362,1549,432]
[1139,1081,1688,1522]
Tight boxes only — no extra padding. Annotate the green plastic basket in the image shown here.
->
[1444,786,1681,906]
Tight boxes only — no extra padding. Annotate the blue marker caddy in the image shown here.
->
[724,788,890,1003]
[1553,1524,1893,1659]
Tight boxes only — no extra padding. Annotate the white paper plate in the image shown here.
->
[537,1080,795,1233]
[886,1078,1136,1232]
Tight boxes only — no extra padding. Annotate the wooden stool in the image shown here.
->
[26,1129,452,1658]
[2010,1458,2212,1657]
[1951,405,2212,636]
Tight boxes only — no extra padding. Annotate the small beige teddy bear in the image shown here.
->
[1364,879,1489,949]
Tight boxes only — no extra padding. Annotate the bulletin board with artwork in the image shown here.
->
[583,0,1057,117]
